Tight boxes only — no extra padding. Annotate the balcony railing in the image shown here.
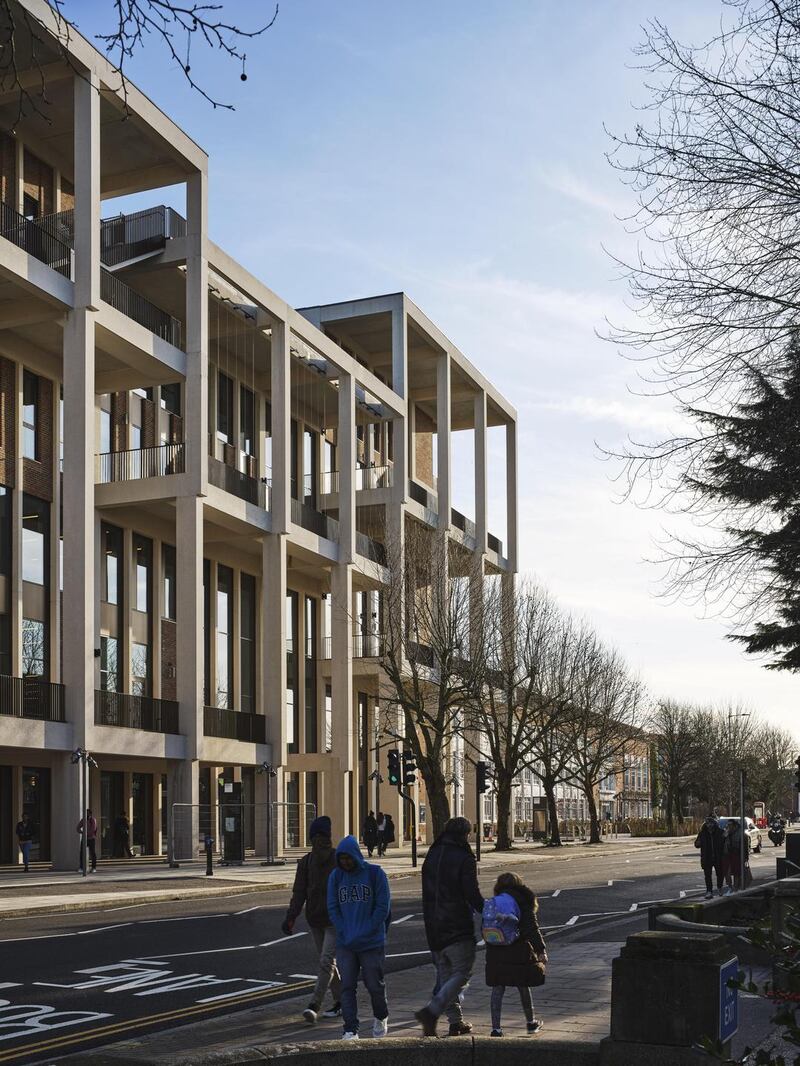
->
[320,633,385,660]
[96,443,185,484]
[208,456,267,507]
[101,268,182,347]
[409,479,438,512]
[451,508,477,541]
[291,497,339,540]
[95,691,180,734]
[320,470,339,494]
[101,205,186,267]
[203,705,266,744]
[356,531,387,567]
[0,675,65,722]
[1,202,73,277]
[356,464,393,491]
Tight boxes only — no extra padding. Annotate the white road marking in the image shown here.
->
[196,979,288,1003]
[607,880,613,886]
[680,890,687,898]
[385,950,430,958]
[391,914,415,925]
[0,983,21,989]
[260,933,308,949]
[289,973,318,979]
[629,904,638,912]
[77,923,132,935]
[234,906,264,915]
[565,915,580,926]
[0,931,78,944]
[139,915,228,924]
[551,889,561,897]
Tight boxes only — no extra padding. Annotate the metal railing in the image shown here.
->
[291,497,339,540]
[100,205,187,266]
[95,691,180,734]
[203,705,266,744]
[355,531,387,566]
[451,507,477,540]
[488,532,503,555]
[319,633,385,660]
[96,443,185,483]
[0,675,65,721]
[208,456,266,506]
[320,470,339,494]
[1,202,73,277]
[101,267,183,348]
[356,464,393,491]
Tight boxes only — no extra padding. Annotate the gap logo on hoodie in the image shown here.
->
[327,835,391,952]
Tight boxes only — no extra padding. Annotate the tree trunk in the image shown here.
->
[420,758,450,839]
[665,789,675,835]
[544,779,561,846]
[585,783,601,844]
[494,774,513,851]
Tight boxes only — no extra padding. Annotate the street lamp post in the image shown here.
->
[256,761,278,865]
[71,748,98,877]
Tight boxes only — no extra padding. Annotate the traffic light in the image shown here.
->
[387,749,401,788]
[403,750,417,787]
[794,756,800,791]
[477,760,489,794]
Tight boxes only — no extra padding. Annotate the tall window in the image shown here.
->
[325,684,332,754]
[304,596,318,753]
[241,572,256,713]
[303,428,318,507]
[22,371,38,460]
[163,544,176,621]
[290,418,299,499]
[133,535,152,613]
[217,372,234,443]
[286,590,298,752]
[102,524,122,605]
[131,642,149,696]
[22,497,47,585]
[0,487,8,674]
[100,636,119,692]
[240,385,255,457]
[21,618,45,676]
[161,383,181,415]
[99,408,111,454]
[216,565,234,708]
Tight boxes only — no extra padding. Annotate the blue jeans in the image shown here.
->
[19,842,32,868]
[337,945,388,1034]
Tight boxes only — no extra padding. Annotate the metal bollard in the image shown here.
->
[205,836,214,876]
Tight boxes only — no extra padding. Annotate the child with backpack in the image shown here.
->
[482,871,547,1037]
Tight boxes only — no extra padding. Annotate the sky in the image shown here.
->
[70,0,799,734]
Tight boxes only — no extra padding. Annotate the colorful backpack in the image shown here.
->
[481,892,521,945]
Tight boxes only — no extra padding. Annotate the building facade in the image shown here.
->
[0,2,517,867]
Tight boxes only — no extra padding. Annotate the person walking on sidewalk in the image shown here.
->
[114,812,134,858]
[722,818,750,894]
[484,872,547,1037]
[15,813,34,872]
[281,815,342,1024]
[694,814,725,898]
[77,809,98,873]
[327,835,391,1041]
[384,814,396,852]
[363,811,378,858]
[415,816,484,1038]
[375,812,387,856]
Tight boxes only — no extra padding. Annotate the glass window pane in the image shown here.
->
[101,636,119,692]
[22,618,45,676]
[22,502,46,585]
[131,643,149,696]
[100,409,111,454]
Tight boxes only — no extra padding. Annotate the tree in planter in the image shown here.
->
[466,579,574,851]
[379,519,484,839]
[563,627,646,845]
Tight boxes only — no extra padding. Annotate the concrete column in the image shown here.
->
[270,320,290,534]
[329,562,353,834]
[51,754,81,869]
[50,378,61,682]
[506,420,518,570]
[186,170,209,494]
[390,302,407,505]
[437,354,451,530]
[474,391,488,554]
[73,73,100,311]
[262,534,287,756]
[167,758,199,863]
[10,362,21,677]
[338,372,355,564]
[176,496,203,758]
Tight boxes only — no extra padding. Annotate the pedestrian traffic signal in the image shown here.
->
[403,750,417,787]
[387,749,401,787]
[477,760,489,794]
[794,756,800,791]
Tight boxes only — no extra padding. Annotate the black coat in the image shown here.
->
[363,816,378,847]
[285,842,337,929]
[485,885,547,988]
[694,823,724,866]
[421,831,484,951]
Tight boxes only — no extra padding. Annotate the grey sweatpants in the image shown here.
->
[310,925,342,1009]
[427,939,476,1024]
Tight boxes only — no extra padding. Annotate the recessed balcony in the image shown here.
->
[0,202,73,276]
[319,633,385,660]
[355,531,387,566]
[100,268,182,348]
[96,443,185,484]
[0,675,65,722]
[291,497,339,540]
[203,705,266,744]
[95,691,181,734]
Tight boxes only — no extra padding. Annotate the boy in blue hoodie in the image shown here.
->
[326,835,391,1040]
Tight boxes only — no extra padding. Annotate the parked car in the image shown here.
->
[718,816,762,853]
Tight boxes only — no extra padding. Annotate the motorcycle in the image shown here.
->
[768,819,785,847]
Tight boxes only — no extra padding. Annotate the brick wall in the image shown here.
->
[23,148,53,216]
[0,134,15,207]
[168,413,183,444]
[111,392,128,451]
[415,430,434,487]
[22,375,53,501]
[141,397,157,448]
[0,357,15,488]
[161,620,177,701]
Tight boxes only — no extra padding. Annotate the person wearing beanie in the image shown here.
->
[281,814,342,1024]
[415,816,484,1038]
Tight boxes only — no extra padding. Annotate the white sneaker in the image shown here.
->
[302,1006,318,1024]
[372,1017,388,1038]
[342,1031,359,1041]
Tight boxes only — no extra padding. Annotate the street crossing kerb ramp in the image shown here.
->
[185,1037,601,1066]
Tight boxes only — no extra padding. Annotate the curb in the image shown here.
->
[0,838,690,919]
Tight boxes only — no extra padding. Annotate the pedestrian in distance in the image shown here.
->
[363,811,378,858]
[114,812,134,858]
[722,819,750,894]
[375,811,387,856]
[326,834,391,1041]
[15,812,34,872]
[281,815,342,1024]
[483,871,547,1037]
[384,813,396,851]
[415,816,484,1038]
[694,814,725,898]
[77,809,98,873]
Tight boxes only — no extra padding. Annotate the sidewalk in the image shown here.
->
[0,837,692,918]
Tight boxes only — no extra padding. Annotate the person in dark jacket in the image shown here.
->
[384,814,396,849]
[15,813,34,872]
[694,815,725,898]
[363,811,378,858]
[415,817,484,1038]
[281,815,342,1024]
[485,872,547,1037]
[114,812,134,858]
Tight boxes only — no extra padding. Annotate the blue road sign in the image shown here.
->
[719,958,739,1042]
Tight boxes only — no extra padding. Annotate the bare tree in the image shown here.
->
[748,722,798,814]
[379,520,484,839]
[649,699,703,832]
[0,0,277,124]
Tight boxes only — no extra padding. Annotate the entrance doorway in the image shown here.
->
[132,772,153,855]
[100,770,124,858]
[22,767,50,861]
